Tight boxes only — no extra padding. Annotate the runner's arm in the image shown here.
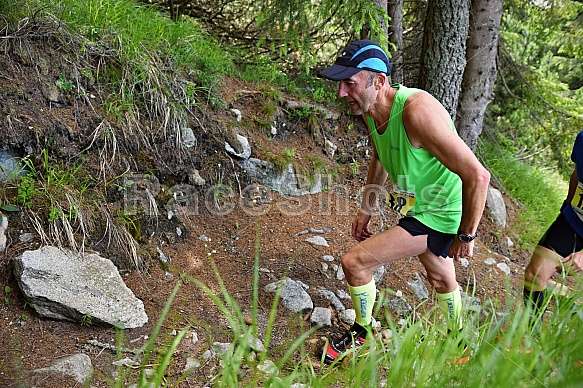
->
[352,131,389,241]
[402,93,490,259]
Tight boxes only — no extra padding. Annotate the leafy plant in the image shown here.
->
[19,149,94,224]
[0,201,20,227]
[55,74,74,92]
[312,87,335,104]
[16,312,28,322]
[349,161,361,177]
[264,148,296,173]
[80,313,92,326]
[284,148,295,158]
[48,205,62,222]
[0,202,20,212]
[288,105,314,120]
[495,0,583,178]
[4,285,11,305]
[116,178,135,192]
[252,98,278,130]
[14,174,37,207]
[115,207,142,241]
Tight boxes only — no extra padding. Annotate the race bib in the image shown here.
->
[570,181,583,221]
[388,187,416,216]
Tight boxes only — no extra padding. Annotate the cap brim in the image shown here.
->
[318,64,362,81]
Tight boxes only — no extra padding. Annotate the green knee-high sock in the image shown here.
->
[349,279,376,327]
[437,286,463,331]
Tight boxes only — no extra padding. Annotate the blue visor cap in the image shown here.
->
[318,40,392,81]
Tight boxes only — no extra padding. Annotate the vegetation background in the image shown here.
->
[0,0,582,386]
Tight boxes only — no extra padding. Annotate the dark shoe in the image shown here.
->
[323,322,374,363]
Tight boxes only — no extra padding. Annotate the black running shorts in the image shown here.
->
[538,212,583,257]
[397,217,455,258]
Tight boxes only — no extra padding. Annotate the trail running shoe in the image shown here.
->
[324,322,374,363]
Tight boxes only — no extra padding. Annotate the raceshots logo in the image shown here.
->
[122,174,457,218]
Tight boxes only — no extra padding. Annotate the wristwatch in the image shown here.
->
[457,231,476,243]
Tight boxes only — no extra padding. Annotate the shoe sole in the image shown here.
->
[323,340,372,366]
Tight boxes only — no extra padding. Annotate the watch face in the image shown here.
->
[458,233,475,243]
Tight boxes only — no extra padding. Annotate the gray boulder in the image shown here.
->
[407,272,429,300]
[264,277,313,313]
[240,158,330,196]
[310,307,332,327]
[13,246,148,328]
[32,353,93,385]
[486,186,507,229]
[225,133,252,159]
[0,150,25,181]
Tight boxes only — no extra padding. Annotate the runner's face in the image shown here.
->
[338,71,377,115]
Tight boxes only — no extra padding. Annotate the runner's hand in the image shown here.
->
[448,238,474,261]
[352,210,373,242]
[560,251,583,275]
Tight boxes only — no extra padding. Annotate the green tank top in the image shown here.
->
[365,84,462,234]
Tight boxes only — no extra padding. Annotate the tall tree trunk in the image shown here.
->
[374,0,388,37]
[418,0,470,119]
[361,0,389,40]
[456,0,504,151]
[387,0,404,84]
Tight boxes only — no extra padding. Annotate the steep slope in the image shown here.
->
[0,16,537,386]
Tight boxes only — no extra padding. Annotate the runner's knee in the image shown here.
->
[524,266,536,284]
[524,263,550,290]
[426,272,455,293]
[341,249,361,274]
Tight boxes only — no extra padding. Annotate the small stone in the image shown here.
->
[305,236,328,246]
[230,108,242,122]
[339,309,356,326]
[497,262,511,275]
[184,357,200,371]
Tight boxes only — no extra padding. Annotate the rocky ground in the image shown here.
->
[0,17,561,387]
[0,184,532,387]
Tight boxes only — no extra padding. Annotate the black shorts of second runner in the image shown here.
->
[538,212,583,257]
[397,217,455,258]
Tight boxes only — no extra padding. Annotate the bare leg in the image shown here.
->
[340,225,429,327]
[523,245,562,329]
[524,245,562,291]
[418,252,458,293]
[341,225,429,286]
[419,252,461,330]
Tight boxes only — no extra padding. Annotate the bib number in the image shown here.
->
[570,181,583,221]
[388,188,416,216]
